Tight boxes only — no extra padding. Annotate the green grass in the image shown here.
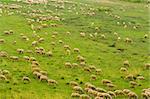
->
[0,0,149,99]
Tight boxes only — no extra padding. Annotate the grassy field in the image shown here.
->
[0,0,149,99]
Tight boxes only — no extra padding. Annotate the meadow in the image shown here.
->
[0,0,149,99]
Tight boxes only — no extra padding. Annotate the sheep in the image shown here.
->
[73,48,80,53]
[22,76,31,82]
[0,51,8,57]
[77,55,85,62]
[64,45,71,50]
[72,63,79,67]
[64,62,72,68]
[127,92,138,99]
[96,69,102,75]
[39,75,48,82]
[79,94,90,99]
[48,79,57,85]
[33,71,42,78]
[30,57,36,61]
[141,92,149,99]
[103,93,112,99]
[70,81,79,87]
[117,37,121,41]
[85,82,96,90]
[0,39,5,43]
[125,74,134,81]
[17,49,24,54]
[113,32,118,36]
[66,49,71,55]
[125,37,132,43]
[114,90,124,96]
[90,74,97,80]
[32,41,38,46]
[10,56,19,61]
[123,60,130,67]
[96,87,107,93]
[130,81,138,87]
[106,83,115,88]
[100,34,106,39]
[31,61,39,66]
[83,67,91,73]
[2,70,10,75]
[32,67,41,73]
[38,38,44,43]
[89,65,96,70]
[102,79,112,85]
[144,63,150,69]
[80,32,86,37]
[120,67,128,72]
[66,31,71,35]
[144,34,148,39]
[123,89,131,95]
[0,75,7,80]
[137,76,145,80]
[4,31,10,35]
[80,61,86,66]
[73,86,84,93]
[46,51,53,57]
[40,71,48,75]
[71,92,80,97]
[107,91,116,97]
[58,40,63,44]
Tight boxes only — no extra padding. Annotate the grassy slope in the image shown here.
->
[0,0,149,99]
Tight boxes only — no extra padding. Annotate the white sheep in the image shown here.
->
[48,79,58,85]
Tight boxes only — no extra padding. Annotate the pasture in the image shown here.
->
[0,0,149,99]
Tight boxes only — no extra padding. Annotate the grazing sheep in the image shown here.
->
[46,51,53,57]
[77,55,85,62]
[144,34,148,39]
[73,86,83,93]
[66,31,71,35]
[33,71,42,78]
[144,63,150,69]
[32,41,38,46]
[58,40,63,44]
[64,62,72,68]
[80,32,86,37]
[83,67,91,73]
[117,37,121,41]
[80,61,86,66]
[128,92,138,99]
[120,67,128,72]
[114,90,124,96]
[106,83,115,88]
[102,79,112,85]
[64,45,71,50]
[31,61,39,66]
[40,71,48,75]
[4,31,10,35]
[107,91,116,97]
[141,92,149,99]
[89,65,96,70]
[72,63,79,67]
[66,49,71,55]
[79,94,90,99]
[48,79,57,85]
[22,76,31,82]
[123,89,131,95]
[70,81,79,87]
[125,37,132,43]
[51,35,56,39]
[39,75,48,82]
[125,74,134,81]
[38,38,44,43]
[30,57,36,61]
[17,49,24,54]
[73,48,80,53]
[32,67,41,73]
[103,93,112,99]
[2,70,10,75]
[137,76,145,80]
[123,60,130,67]
[85,82,96,90]
[96,69,102,75]
[96,87,107,93]
[0,39,5,43]
[71,92,80,97]
[130,81,138,87]
[90,74,97,80]
[100,34,106,39]
[10,56,19,61]
[0,75,7,80]
[0,51,8,57]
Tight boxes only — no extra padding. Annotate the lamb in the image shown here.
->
[48,79,57,85]
[71,92,80,97]
[79,94,90,99]
[127,92,138,99]
[0,75,7,80]
[0,39,5,43]
[64,62,72,68]
[17,49,24,54]
[22,76,31,82]
[102,79,112,85]
[80,32,86,37]
[39,75,48,82]
[73,48,80,53]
